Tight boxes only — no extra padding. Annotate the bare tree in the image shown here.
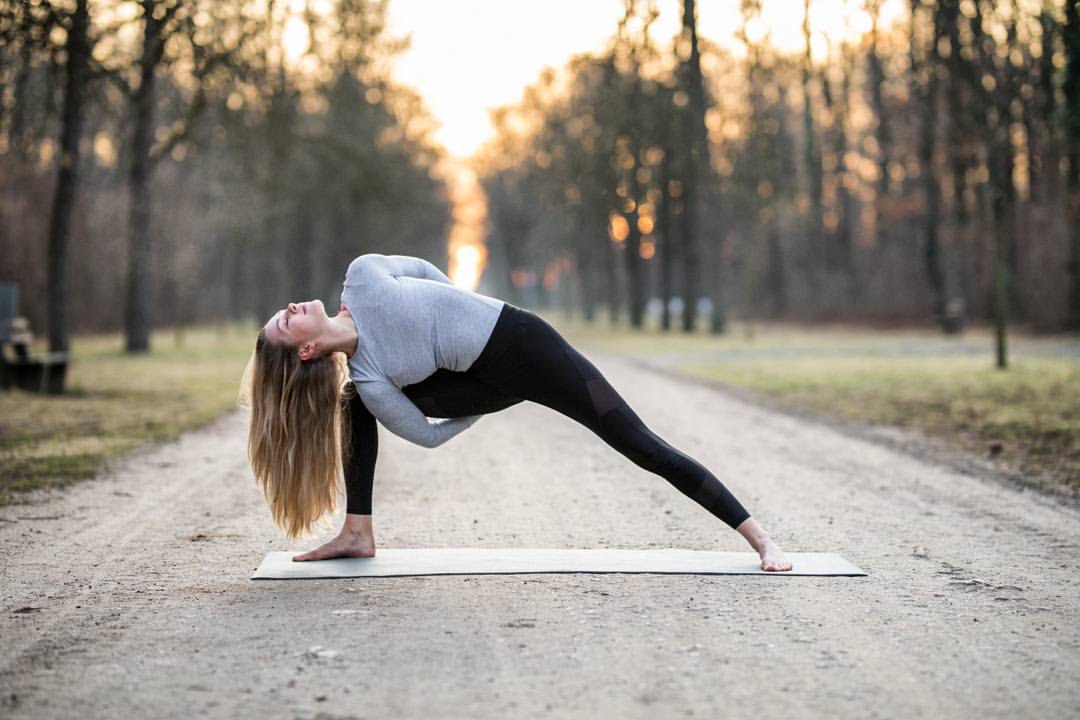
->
[678,0,712,332]
[120,1,245,352]
[865,0,891,247]
[45,0,90,356]
[1065,0,1080,329]
[801,0,824,270]
[910,0,948,328]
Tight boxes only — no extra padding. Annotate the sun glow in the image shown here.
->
[281,14,309,63]
[451,243,486,292]
[447,166,488,291]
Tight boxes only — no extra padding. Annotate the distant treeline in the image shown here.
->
[476,0,1080,334]
[0,0,448,351]
[3,0,1079,356]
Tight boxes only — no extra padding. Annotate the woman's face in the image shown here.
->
[263,299,327,347]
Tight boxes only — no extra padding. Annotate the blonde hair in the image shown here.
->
[243,329,352,538]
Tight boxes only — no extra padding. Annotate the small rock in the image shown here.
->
[304,646,339,660]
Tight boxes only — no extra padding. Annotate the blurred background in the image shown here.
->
[3,0,1079,351]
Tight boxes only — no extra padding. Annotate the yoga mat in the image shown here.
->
[251,548,865,579]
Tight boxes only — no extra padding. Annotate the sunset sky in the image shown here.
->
[384,0,906,159]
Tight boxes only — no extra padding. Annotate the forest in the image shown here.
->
[2,0,1079,359]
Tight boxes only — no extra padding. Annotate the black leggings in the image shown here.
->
[344,304,751,529]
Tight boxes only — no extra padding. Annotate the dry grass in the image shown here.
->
[556,317,1080,493]
[0,324,255,503]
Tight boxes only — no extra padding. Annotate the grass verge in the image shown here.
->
[0,324,255,505]
[556,317,1079,495]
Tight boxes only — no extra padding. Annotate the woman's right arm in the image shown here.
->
[359,380,481,449]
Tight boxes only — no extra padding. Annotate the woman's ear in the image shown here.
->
[298,343,317,361]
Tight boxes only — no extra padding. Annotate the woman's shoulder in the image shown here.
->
[344,254,388,284]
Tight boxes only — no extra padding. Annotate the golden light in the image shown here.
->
[282,14,309,63]
[93,132,117,168]
[637,215,654,234]
[447,165,489,291]
[640,237,656,260]
[744,15,769,45]
[38,139,56,167]
[451,243,486,292]
[609,213,629,244]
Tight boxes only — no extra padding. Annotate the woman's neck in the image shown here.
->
[322,312,359,356]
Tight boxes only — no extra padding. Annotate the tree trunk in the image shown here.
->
[939,0,977,311]
[604,207,620,326]
[1037,9,1060,202]
[766,219,787,317]
[867,2,891,245]
[820,49,855,282]
[914,0,948,327]
[46,0,89,357]
[680,0,709,333]
[125,2,165,353]
[970,1,1011,364]
[7,4,36,157]
[1001,8,1022,317]
[622,205,645,325]
[802,0,825,267]
[991,179,1010,369]
[1064,0,1080,329]
[574,220,597,323]
[710,211,726,334]
[658,151,675,331]
[622,81,645,328]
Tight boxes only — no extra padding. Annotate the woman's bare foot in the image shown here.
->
[757,537,792,572]
[293,514,376,561]
[735,517,794,572]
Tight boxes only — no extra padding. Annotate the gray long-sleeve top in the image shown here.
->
[340,254,505,448]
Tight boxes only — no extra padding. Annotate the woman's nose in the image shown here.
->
[288,302,298,313]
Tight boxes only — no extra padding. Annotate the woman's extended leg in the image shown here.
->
[294,370,520,561]
[466,305,791,571]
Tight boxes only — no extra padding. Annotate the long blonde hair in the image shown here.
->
[243,329,352,538]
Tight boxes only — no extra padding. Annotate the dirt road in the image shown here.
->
[2,354,1078,719]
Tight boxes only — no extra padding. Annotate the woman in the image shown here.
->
[246,253,792,571]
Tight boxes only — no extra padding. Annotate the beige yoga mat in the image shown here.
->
[251,548,865,579]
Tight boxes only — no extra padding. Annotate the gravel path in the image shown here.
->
[2,354,1078,719]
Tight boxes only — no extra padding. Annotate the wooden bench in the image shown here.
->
[0,283,70,394]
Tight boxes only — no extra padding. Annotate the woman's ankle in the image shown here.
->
[735,517,774,553]
[343,513,373,534]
